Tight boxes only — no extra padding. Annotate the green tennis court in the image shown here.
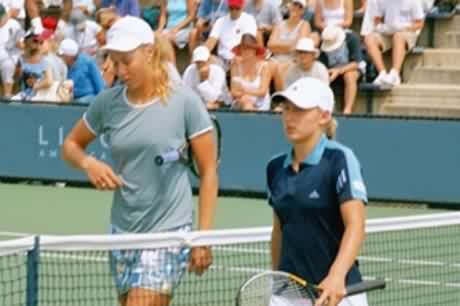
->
[0,182,449,237]
[1,182,459,306]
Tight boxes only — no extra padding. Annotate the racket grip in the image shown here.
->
[345,280,386,297]
[155,150,181,166]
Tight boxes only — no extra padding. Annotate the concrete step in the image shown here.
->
[420,49,460,67]
[434,15,460,47]
[408,66,460,85]
[444,32,460,48]
[380,103,460,117]
[384,84,460,106]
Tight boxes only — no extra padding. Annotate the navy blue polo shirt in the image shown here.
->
[266,134,367,286]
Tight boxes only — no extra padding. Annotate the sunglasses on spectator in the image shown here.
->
[229,6,242,10]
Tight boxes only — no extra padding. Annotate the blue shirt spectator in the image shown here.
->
[100,0,140,17]
[19,59,48,98]
[69,53,105,100]
[167,0,188,28]
[197,0,228,22]
[58,39,105,103]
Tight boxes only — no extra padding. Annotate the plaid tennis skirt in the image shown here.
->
[109,224,192,296]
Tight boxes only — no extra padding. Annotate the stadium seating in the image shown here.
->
[375,14,460,117]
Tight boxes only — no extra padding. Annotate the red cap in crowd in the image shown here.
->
[42,16,58,31]
[227,0,245,8]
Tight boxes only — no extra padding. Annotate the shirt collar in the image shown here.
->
[283,134,328,168]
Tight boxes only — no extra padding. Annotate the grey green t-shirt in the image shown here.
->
[83,83,212,233]
[284,61,330,88]
[244,0,282,28]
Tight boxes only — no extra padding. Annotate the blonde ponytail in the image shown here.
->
[149,33,171,101]
[325,117,338,139]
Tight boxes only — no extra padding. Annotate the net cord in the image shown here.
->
[2,212,460,252]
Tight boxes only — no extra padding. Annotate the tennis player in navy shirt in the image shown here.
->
[267,77,368,306]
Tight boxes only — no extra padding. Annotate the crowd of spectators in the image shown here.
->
[0,0,441,113]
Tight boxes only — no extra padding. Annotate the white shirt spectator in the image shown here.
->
[44,53,68,82]
[0,17,22,93]
[63,20,101,56]
[360,0,377,36]
[375,0,424,33]
[183,63,229,104]
[0,18,22,61]
[42,0,63,7]
[422,0,435,13]
[73,0,96,14]
[0,0,25,20]
[209,12,257,61]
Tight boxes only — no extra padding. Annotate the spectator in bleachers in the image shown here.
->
[356,0,366,14]
[230,29,271,111]
[73,0,96,15]
[313,0,354,31]
[16,30,54,100]
[267,0,313,65]
[58,38,105,103]
[205,0,257,71]
[26,0,72,34]
[42,31,68,82]
[139,0,166,30]
[183,45,229,109]
[422,0,435,13]
[360,0,375,37]
[95,7,121,46]
[160,0,196,50]
[319,25,364,114]
[304,0,317,22]
[63,9,101,56]
[189,0,228,53]
[364,0,425,87]
[279,0,317,23]
[0,4,23,97]
[244,0,283,44]
[275,37,329,90]
[100,0,140,17]
[1,0,25,25]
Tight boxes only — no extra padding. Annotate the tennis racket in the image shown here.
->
[236,271,385,306]
[155,114,222,177]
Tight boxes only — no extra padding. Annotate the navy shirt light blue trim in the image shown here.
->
[283,135,328,167]
[266,134,367,286]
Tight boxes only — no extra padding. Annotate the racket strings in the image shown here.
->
[273,278,314,299]
[238,275,315,306]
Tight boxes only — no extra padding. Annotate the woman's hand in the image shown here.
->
[315,274,346,306]
[329,68,342,82]
[82,156,123,190]
[188,246,213,275]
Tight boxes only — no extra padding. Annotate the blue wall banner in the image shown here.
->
[1,102,460,205]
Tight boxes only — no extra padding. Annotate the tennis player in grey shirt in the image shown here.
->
[62,16,218,306]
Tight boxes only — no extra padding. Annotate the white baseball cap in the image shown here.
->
[271,77,335,112]
[58,38,79,56]
[102,16,154,52]
[295,38,319,56]
[292,0,306,7]
[192,46,211,63]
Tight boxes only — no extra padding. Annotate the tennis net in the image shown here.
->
[1,212,459,305]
